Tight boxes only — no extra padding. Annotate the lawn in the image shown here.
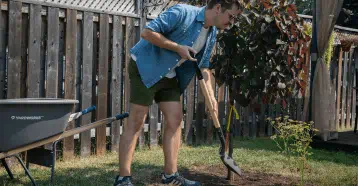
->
[1,137,357,186]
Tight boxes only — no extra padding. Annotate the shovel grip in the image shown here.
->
[190,51,204,80]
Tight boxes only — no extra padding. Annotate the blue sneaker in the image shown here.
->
[113,176,133,186]
[161,172,200,186]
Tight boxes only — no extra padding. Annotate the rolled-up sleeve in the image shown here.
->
[145,5,183,34]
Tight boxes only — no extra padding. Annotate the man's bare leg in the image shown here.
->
[119,103,149,176]
[159,101,183,174]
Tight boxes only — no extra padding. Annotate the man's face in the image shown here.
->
[214,4,241,30]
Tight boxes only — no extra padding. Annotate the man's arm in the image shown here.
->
[141,29,197,61]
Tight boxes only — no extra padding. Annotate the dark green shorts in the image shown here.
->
[128,59,181,106]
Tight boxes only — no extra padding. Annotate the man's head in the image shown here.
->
[206,0,243,30]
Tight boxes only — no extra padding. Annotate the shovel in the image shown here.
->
[191,55,243,176]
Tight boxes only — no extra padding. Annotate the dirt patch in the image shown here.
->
[147,164,310,186]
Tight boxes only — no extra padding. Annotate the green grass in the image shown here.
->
[1,137,357,186]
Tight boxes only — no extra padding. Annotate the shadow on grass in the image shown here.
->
[0,161,234,186]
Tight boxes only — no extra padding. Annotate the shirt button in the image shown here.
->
[160,76,163,78]
[198,30,200,32]
[191,41,194,44]
[176,59,179,61]
[168,68,171,70]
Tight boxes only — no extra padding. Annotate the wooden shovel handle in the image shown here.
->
[196,68,221,129]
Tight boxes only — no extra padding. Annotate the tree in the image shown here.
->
[210,0,311,107]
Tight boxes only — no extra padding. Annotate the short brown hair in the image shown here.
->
[207,0,242,11]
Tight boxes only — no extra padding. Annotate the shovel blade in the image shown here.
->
[220,153,243,176]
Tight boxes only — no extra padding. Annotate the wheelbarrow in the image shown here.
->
[0,98,129,186]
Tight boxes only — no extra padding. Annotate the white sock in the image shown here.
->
[117,176,124,181]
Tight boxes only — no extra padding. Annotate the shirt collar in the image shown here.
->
[196,6,206,22]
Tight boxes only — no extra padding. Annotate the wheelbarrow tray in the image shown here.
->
[0,98,78,152]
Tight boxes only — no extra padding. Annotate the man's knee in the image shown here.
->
[128,104,148,132]
[165,110,183,130]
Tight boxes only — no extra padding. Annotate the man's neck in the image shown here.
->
[203,8,214,29]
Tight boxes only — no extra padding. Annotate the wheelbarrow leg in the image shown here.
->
[51,140,59,184]
[12,155,37,186]
[1,158,14,179]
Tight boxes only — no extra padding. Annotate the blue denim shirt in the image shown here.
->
[130,4,217,88]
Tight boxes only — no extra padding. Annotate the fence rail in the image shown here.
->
[0,0,356,159]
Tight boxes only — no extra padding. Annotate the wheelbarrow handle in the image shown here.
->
[81,105,96,115]
[68,105,96,122]
[115,112,129,120]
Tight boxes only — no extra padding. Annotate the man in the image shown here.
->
[114,0,242,185]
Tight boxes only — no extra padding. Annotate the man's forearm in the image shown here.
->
[141,28,180,52]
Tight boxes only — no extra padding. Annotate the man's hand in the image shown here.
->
[176,45,197,62]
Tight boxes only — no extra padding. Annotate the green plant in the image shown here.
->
[208,0,311,107]
[267,116,318,186]
[303,24,335,68]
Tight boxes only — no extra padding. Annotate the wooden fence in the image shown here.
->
[0,0,357,159]
[331,46,358,131]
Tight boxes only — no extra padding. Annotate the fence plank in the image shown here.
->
[267,104,273,136]
[184,78,195,145]
[218,84,225,125]
[341,52,348,129]
[92,21,99,123]
[124,17,135,133]
[243,107,249,137]
[195,82,205,145]
[27,4,42,98]
[346,50,353,129]
[111,15,123,153]
[250,111,257,139]
[63,9,77,160]
[75,13,82,126]
[80,12,94,157]
[58,18,65,98]
[46,7,59,98]
[296,98,303,121]
[0,9,7,99]
[149,102,159,147]
[259,99,266,136]
[336,48,343,130]
[96,13,109,156]
[40,11,47,98]
[352,50,358,130]
[20,13,28,98]
[234,102,241,136]
[7,1,22,99]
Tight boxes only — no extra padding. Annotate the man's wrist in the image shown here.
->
[171,43,181,53]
